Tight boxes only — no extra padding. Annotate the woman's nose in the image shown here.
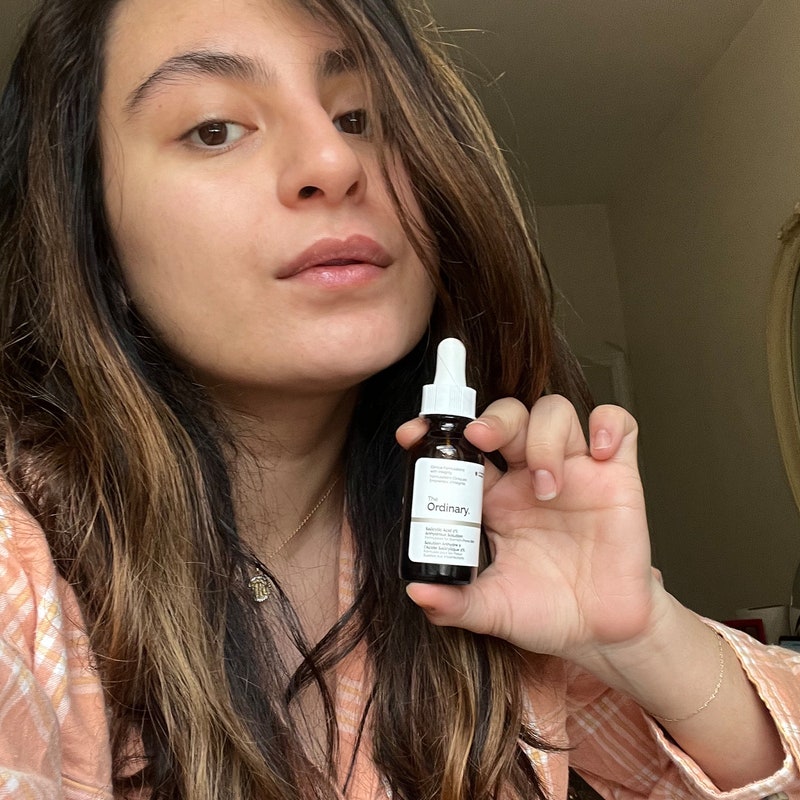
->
[276,112,367,207]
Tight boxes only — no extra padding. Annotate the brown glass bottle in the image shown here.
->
[399,413,485,584]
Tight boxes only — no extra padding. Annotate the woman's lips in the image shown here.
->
[278,235,393,280]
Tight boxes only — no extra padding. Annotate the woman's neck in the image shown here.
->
[215,387,355,656]
[217,385,356,564]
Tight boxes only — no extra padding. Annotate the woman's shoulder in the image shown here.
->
[0,472,80,660]
[0,474,58,599]
[0,474,114,798]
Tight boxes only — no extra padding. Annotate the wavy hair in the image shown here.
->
[0,0,590,798]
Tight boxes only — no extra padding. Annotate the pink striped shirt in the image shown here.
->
[2,483,799,799]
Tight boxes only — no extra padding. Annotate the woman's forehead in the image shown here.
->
[102,0,341,98]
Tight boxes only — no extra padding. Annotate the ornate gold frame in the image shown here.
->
[767,203,800,513]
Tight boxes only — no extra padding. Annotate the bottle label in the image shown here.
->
[408,457,484,566]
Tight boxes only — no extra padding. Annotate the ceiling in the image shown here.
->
[427,0,761,203]
[0,0,762,203]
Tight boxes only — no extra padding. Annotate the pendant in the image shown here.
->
[248,572,274,603]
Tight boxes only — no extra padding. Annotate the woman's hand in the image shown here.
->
[399,394,787,788]
[396,395,662,663]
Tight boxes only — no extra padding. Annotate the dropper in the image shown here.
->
[420,338,477,419]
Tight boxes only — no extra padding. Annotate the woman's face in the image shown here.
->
[100,0,435,401]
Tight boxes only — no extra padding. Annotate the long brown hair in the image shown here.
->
[0,1,589,798]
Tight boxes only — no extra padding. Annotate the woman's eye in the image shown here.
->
[334,109,369,136]
[185,121,248,149]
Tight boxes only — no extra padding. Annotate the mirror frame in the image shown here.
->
[767,202,800,514]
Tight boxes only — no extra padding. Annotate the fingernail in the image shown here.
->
[533,469,557,501]
[593,428,612,450]
[466,419,491,431]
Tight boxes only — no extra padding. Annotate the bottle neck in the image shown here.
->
[421,414,472,435]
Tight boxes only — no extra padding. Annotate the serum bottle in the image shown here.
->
[400,338,485,585]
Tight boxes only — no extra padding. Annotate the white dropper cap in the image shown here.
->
[420,338,477,419]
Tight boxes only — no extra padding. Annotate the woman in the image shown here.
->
[0,0,798,798]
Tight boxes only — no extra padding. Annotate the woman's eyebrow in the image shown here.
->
[319,47,358,79]
[124,47,358,117]
[124,50,273,116]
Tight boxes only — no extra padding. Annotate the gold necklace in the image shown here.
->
[248,475,340,603]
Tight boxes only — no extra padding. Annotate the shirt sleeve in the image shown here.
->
[565,617,800,800]
[0,487,113,800]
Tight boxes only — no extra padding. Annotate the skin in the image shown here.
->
[101,0,435,403]
[99,0,436,632]
[100,0,784,790]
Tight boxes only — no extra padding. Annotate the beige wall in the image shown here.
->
[0,1,34,86]
[538,1,800,621]
[536,204,633,409]
[607,0,800,620]
[536,205,628,363]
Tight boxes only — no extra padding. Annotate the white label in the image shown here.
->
[408,457,484,566]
